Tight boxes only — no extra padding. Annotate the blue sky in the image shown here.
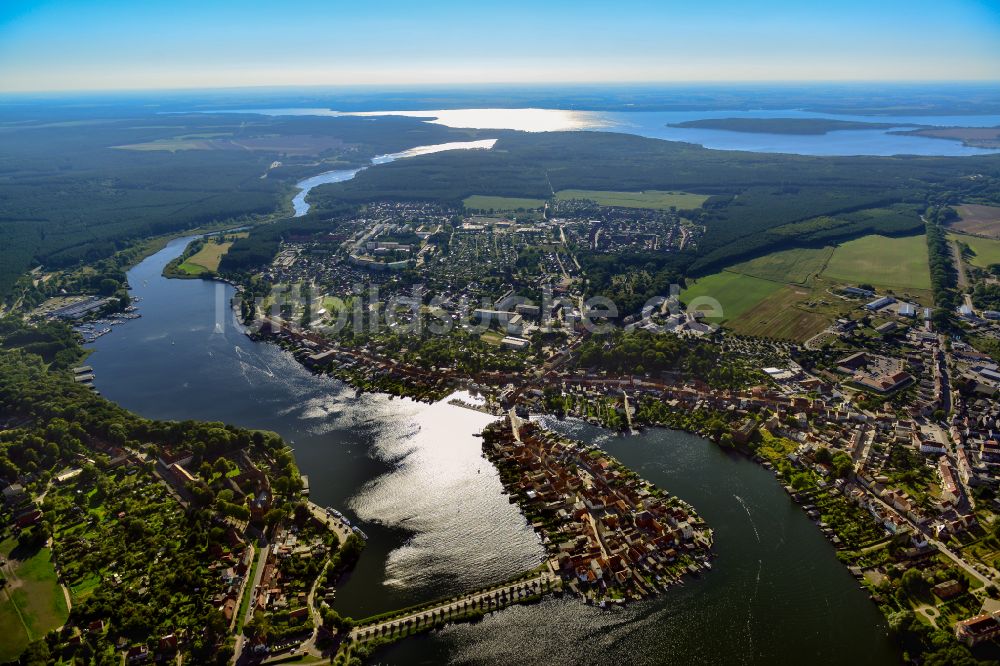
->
[1,0,999,91]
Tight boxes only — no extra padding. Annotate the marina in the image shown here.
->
[68,302,142,343]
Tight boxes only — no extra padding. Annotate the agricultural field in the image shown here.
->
[727,246,834,285]
[115,133,351,155]
[554,189,709,210]
[463,195,546,210]
[680,271,783,322]
[0,538,69,663]
[114,132,233,152]
[950,232,1000,268]
[683,236,915,341]
[952,204,1000,239]
[952,204,1000,238]
[727,285,836,341]
[820,234,931,291]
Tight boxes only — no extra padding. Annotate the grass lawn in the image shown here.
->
[174,261,209,276]
[321,295,349,311]
[727,246,834,285]
[554,189,708,210]
[949,232,1000,268]
[680,271,783,322]
[0,599,28,664]
[820,234,931,291]
[235,545,262,634]
[480,330,504,346]
[178,240,235,274]
[463,195,546,210]
[0,538,69,662]
[69,573,100,603]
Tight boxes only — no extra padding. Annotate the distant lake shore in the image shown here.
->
[213,106,1000,157]
[666,117,912,135]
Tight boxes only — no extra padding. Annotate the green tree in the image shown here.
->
[20,639,50,666]
[900,567,926,598]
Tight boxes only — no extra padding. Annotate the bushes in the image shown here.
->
[971,283,1000,311]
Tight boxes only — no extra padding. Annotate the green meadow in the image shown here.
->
[0,538,68,663]
[820,234,931,290]
[463,195,547,210]
[680,271,783,322]
[554,189,708,210]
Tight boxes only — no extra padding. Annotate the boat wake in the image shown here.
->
[734,494,763,661]
[233,344,275,380]
[743,558,763,663]
[734,494,760,544]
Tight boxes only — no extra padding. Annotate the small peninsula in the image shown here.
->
[483,417,714,603]
[668,117,906,135]
[891,126,1000,149]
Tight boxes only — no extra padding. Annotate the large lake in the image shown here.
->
[83,237,900,664]
[230,106,1000,157]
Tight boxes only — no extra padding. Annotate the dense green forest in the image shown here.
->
[0,318,84,370]
[0,112,492,301]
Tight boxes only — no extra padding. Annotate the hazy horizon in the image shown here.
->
[3,80,1000,97]
[2,0,999,93]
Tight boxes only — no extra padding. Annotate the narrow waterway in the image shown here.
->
[291,139,498,216]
